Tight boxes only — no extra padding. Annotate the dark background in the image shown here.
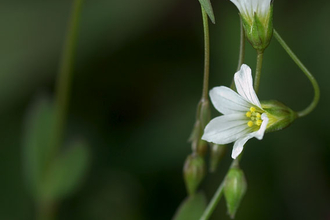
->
[0,0,329,219]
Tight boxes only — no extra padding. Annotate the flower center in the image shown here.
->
[246,107,263,127]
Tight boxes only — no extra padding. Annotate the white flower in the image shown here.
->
[201,64,269,159]
[229,0,274,51]
[230,0,272,25]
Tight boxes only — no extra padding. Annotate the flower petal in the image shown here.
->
[231,113,269,159]
[234,64,262,108]
[257,0,271,19]
[209,86,251,114]
[202,113,251,145]
[230,0,271,21]
[252,113,268,140]
[230,0,244,13]
[231,135,251,159]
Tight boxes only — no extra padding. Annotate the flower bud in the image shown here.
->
[209,144,226,173]
[200,100,211,129]
[261,100,298,133]
[237,0,274,51]
[188,120,208,156]
[197,139,208,156]
[224,167,247,219]
[183,154,206,196]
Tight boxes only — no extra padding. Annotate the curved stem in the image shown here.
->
[201,6,210,102]
[273,29,320,117]
[231,18,245,90]
[253,51,264,94]
[199,159,238,220]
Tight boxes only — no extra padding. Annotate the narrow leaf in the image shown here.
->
[199,0,215,24]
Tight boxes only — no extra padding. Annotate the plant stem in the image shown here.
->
[273,29,320,117]
[52,0,83,156]
[199,159,238,220]
[236,19,245,72]
[201,6,210,102]
[253,51,264,94]
[231,18,245,90]
[40,0,83,219]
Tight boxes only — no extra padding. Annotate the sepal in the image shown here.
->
[224,165,247,219]
[240,2,274,52]
[183,154,206,196]
[261,100,298,133]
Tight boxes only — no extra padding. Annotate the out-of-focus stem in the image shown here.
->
[231,18,245,90]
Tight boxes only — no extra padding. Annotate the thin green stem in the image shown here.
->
[200,182,225,220]
[51,0,83,156]
[253,51,264,94]
[231,18,245,90]
[273,29,320,117]
[236,19,246,72]
[201,6,210,102]
[199,159,238,220]
[41,1,83,218]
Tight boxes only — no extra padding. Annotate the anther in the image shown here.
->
[250,107,256,112]
[256,120,262,126]
[247,121,254,127]
[246,111,252,117]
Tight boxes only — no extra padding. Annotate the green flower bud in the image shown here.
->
[261,100,298,133]
[209,144,226,173]
[188,99,211,156]
[200,100,211,129]
[183,154,206,196]
[238,0,274,52]
[197,139,208,156]
[188,120,208,156]
[224,167,247,219]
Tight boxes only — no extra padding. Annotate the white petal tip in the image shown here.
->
[231,145,243,159]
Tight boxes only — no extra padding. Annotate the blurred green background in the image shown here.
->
[1,0,330,219]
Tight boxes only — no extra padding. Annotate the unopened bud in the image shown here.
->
[240,1,274,52]
[224,167,247,219]
[188,120,202,152]
[209,144,226,173]
[200,100,211,129]
[197,139,208,157]
[261,100,298,133]
[188,120,208,156]
[183,154,205,196]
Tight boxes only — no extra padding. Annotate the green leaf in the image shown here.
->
[199,0,215,24]
[41,139,90,200]
[22,96,55,198]
[172,192,207,220]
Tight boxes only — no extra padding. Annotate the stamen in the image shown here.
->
[250,107,256,112]
[256,113,261,118]
[247,121,254,127]
[246,111,252,117]
[256,120,262,126]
